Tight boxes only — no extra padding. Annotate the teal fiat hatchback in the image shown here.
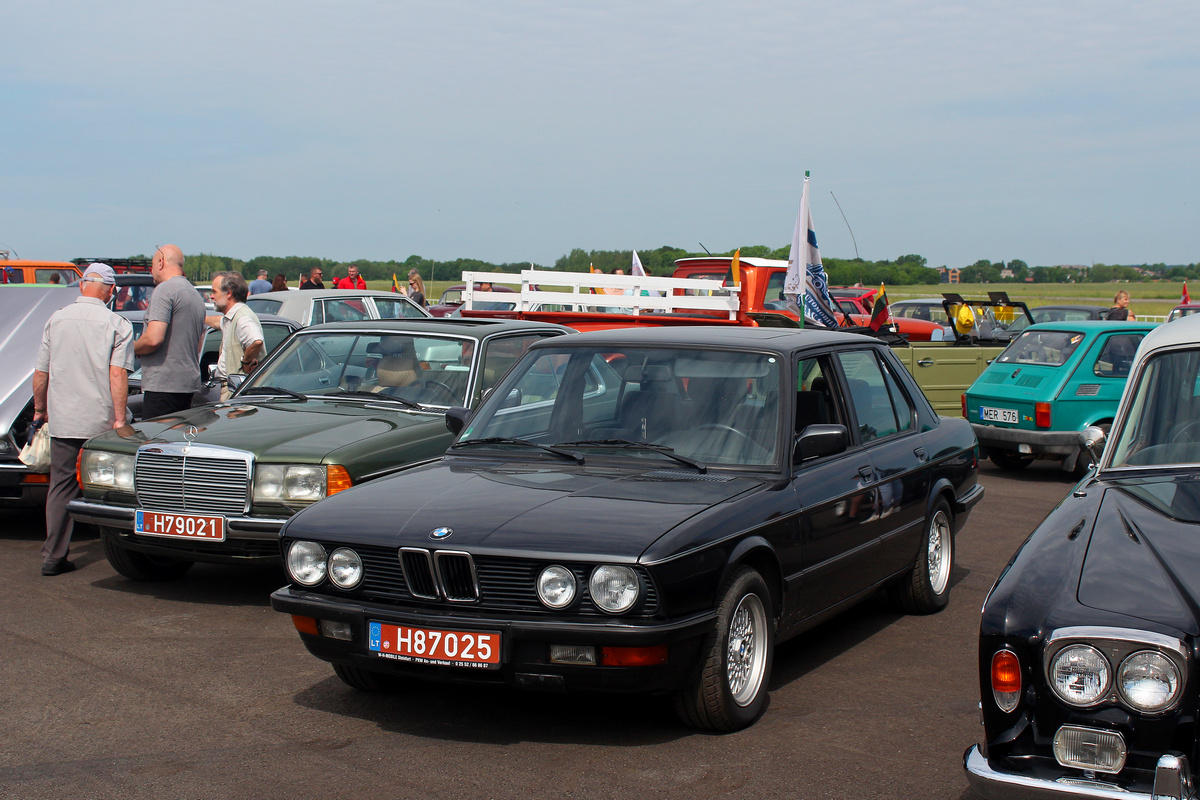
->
[965,320,1156,477]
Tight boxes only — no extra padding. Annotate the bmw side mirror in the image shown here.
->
[445,406,472,435]
[794,424,848,463]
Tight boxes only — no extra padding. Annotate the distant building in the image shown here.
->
[999,268,1014,279]
[938,267,961,284]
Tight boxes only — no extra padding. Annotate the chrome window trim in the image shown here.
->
[1044,626,1188,714]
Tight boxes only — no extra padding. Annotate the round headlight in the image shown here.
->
[255,465,285,500]
[284,466,326,500]
[589,565,639,614]
[328,547,364,589]
[287,540,327,586]
[1119,651,1181,712]
[1050,645,1111,706]
[537,565,577,609]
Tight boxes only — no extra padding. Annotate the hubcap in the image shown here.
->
[726,593,767,706]
[927,511,952,595]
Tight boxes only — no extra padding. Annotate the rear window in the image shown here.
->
[996,330,1084,367]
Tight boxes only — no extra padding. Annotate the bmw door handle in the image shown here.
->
[857,465,875,482]
[914,447,927,461]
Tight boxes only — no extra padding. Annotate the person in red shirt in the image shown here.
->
[335,264,367,290]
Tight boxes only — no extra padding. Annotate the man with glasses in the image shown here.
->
[32,263,135,576]
[205,272,264,401]
[134,244,206,419]
[299,267,325,290]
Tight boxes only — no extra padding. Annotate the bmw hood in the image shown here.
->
[283,457,763,561]
[1077,478,1200,634]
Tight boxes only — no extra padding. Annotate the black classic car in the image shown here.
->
[270,326,983,730]
[68,318,570,581]
[965,313,1200,798]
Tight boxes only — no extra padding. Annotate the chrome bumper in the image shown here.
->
[964,744,1195,800]
[66,498,289,540]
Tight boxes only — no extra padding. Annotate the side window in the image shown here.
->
[310,301,324,325]
[246,299,283,316]
[320,298,370,322]
[1094,334,1144,379]
[262,323,294,355]
[479,335,550,393]
[796,355,841,434]
[880,360,915,433]
[836,350,902,443]
[374,298,425,319]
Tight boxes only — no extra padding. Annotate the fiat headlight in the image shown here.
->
[254,464,327,502]
[328,547,364,589]
[1050,645,1110,706]
[589,565,639,614]
[537,565,577,609]
[82,451,135,490]
[287,541,327,586]
[1118,651,1181,712]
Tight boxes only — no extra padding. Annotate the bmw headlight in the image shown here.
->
[328,547,364,589]
[255,464,327,502]
[81,451,135,490]
[287,541,327,586]
[537,565,577,609]
[1050,645,1110,706]
[1118,651,1181,712]
[589,565,639,614]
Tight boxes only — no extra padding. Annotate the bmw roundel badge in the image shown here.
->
[429,527,453,541]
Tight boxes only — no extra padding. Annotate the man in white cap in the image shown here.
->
[32,263,135,576]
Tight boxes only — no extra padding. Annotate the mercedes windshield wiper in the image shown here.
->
[239,386,307,402]
[328,389,424,410]
[450,436,584,463]
[557,439,706,472]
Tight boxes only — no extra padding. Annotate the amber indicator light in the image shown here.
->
[291,615,320,636]
[326,465,353,496]
[991,650,1021,694]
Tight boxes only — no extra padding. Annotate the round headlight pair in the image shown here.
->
[535,565,640,614]
[286,541,363,589]
[1050,645,1181,712]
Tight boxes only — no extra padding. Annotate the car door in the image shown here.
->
[788,352,885,622]
[835,348,929,579]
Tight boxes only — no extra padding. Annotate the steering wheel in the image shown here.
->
[693,424,767,458]
[1171,419,1200,443]
[416,379,458,405]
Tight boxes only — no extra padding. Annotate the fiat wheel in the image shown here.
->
[674,566,774,731]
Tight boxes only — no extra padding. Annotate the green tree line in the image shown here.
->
[168,249,1200,286]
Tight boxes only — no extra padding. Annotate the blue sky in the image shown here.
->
[4,0,1198,268]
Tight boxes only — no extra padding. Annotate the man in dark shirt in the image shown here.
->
[299,267,325,290]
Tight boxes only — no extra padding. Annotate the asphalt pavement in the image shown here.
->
[0,459,1076,799]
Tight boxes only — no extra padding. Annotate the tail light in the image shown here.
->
[1035,402,1051,428]
[961,393,968,418]
[991,650,1022,712]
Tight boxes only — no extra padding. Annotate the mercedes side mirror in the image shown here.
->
[445,406,472,435]
[1080,426,1106,466]
[226,374,246,392]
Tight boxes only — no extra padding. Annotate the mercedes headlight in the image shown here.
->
[328,547,364,589]
[255,464,327,502]
[589,565,639,614]
[1118,651,1181,712]
[81,451,135,490]
[537,565,577,609]
[286,541,327,586]
[1050,645,1110,706]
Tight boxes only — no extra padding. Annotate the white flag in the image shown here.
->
[631,250,646,276]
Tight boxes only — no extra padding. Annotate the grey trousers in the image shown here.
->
[44,437,86,564]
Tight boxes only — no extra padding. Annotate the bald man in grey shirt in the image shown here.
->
[135,244,205,418]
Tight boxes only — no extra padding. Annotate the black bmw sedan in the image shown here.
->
[271,326,983,731]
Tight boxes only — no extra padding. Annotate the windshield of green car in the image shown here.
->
[245,331,476,407]
[995,330,1085,367]
[459,346,783,468]
[1110,348,1200,468]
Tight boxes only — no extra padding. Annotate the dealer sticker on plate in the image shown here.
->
[135,510,226,542]
[368,622,500,669]
[980,407,1019,424]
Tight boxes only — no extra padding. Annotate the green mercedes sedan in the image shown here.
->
[67,318,571,580]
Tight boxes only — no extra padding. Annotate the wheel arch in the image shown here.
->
[724,537,783,619]
[927,477,958,521]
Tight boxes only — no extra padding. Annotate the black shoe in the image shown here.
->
[41,559,76,576]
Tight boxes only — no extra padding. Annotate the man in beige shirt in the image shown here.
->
[204,271,264,401]
[33,263,135,576]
